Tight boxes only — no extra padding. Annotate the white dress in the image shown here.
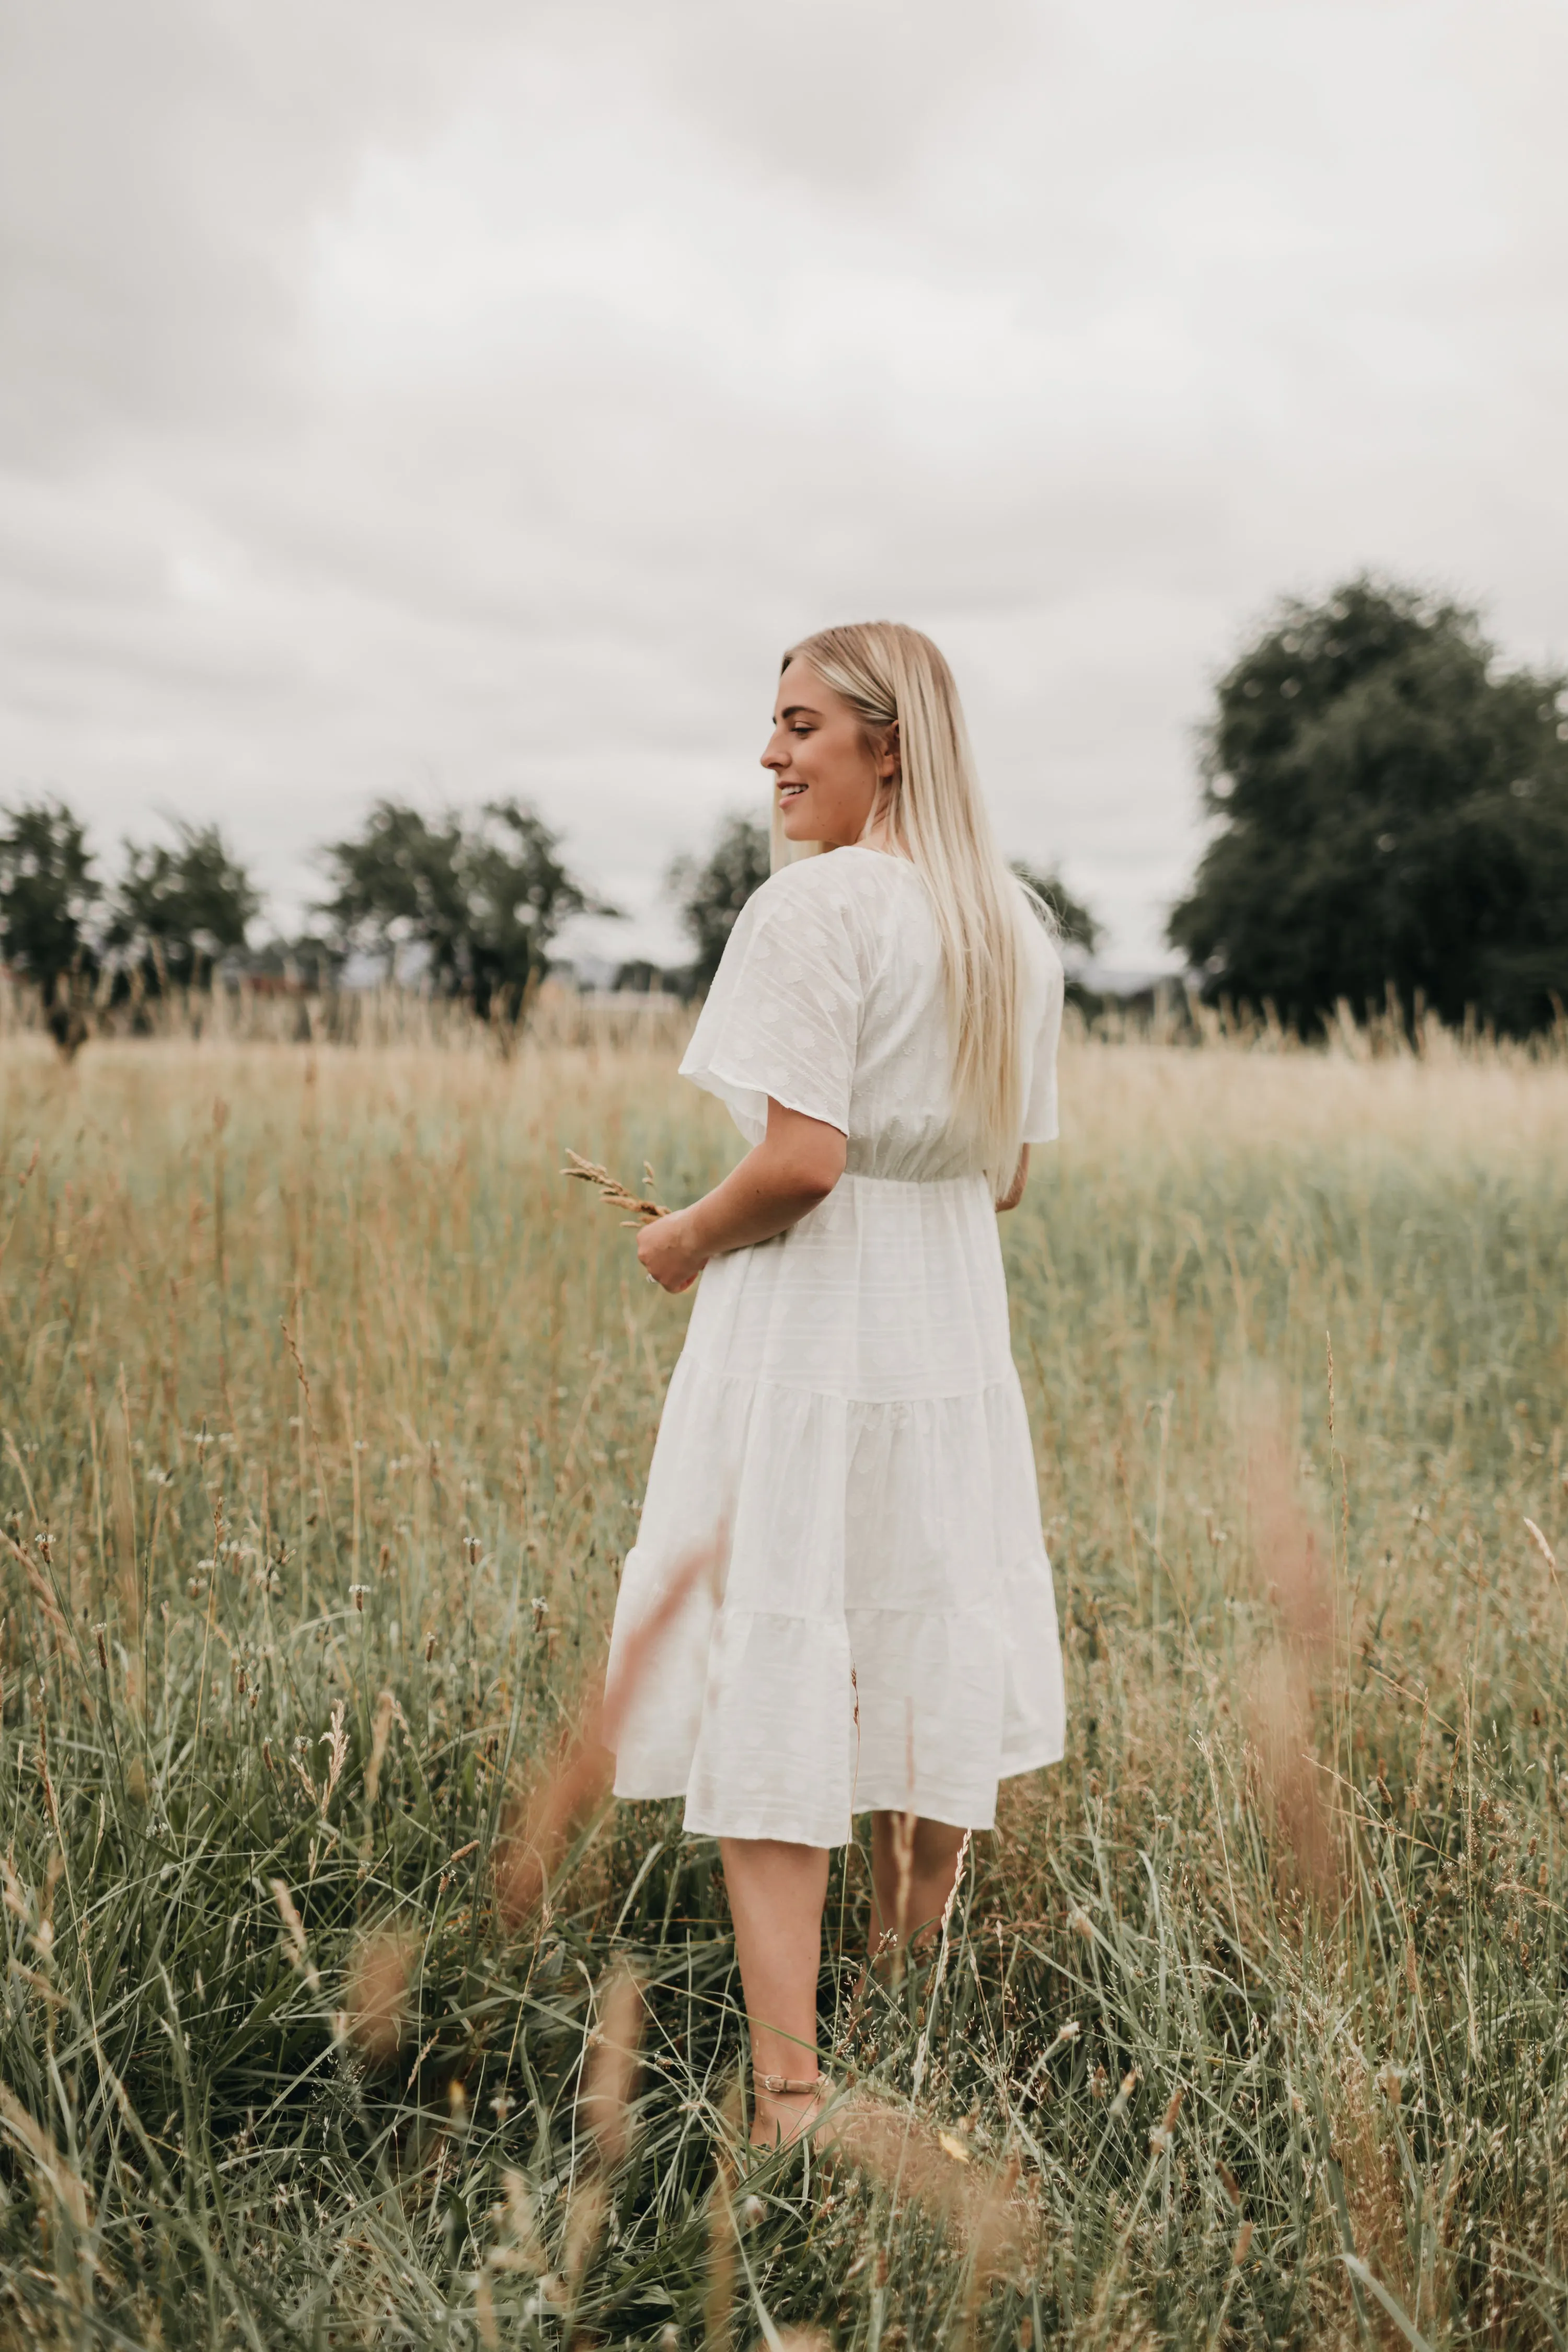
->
[607,845,1066,1848]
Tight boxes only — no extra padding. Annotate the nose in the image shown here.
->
[760,726,788,773]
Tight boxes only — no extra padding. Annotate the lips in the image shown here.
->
[778,783,806,801]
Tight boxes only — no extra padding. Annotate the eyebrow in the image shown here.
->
[777,703,823,721]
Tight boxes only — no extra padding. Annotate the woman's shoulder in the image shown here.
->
[748,846,917,923]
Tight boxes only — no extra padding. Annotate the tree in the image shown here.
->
[0,798,102,1053]
[317,798,612,1018]
[1168,577,1568,1034]
[667,812,771,992]
[0,798,101,992]
[109,820,261,990]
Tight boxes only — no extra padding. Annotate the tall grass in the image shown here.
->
[0,1028,1565,2346]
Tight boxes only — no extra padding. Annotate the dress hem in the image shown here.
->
[612,1738,1064,1847]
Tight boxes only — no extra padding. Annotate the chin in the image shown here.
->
[778,800,813,838]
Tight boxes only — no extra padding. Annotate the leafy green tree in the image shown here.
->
[667,812,771,992]
[317,798,612,1018]
[109,820,261,990]
[1169,578,1568,1033]
[1,796,103,987]
[0,799,102,1054]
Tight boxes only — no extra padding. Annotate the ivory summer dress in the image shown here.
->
[607,845,1066,1848]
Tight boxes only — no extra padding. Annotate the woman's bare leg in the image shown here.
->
[719,1837,831,2146]
[869,1813,968,1965]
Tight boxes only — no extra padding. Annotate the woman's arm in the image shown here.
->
[995,1145,1030,1213]
[638,1099,847,1293]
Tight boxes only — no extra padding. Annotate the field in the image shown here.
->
[1,1019,1566,2350]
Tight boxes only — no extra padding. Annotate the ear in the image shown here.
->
[879,721,901,781]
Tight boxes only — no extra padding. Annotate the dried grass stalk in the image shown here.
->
[495,1536,721,1930]
[344,1929,416,2061]
[831,2096,1027,2280]
[0,2085,91,2235]
[107,1391,142,1712]
[561,2175,607,2299]
[1244,1397,1339,1905]
[488,2170,547,2276]
[363,1688,396,1807]
[702,2079,744,2352]
[561,1150,670,1225]
[581,1962,645,2170]
[269,1877,322,1993]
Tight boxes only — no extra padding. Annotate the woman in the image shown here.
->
[606,621,1065,2147]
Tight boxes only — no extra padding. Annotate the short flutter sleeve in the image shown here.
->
[679,867,862,1144]
[1020,924,1065,1145]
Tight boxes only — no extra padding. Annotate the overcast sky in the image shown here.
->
[2,0,1564,969]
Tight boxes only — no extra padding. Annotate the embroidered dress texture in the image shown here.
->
[607,846,1066,1847]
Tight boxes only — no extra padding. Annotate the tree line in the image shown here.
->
[0,802,1099,1057]
[4,575,1565,1052]
[0,799,610,1048]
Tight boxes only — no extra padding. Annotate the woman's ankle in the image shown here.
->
[749,2066,830,2147]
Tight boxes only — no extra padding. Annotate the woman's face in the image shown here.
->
[761,659,896,847]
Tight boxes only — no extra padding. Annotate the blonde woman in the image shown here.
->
[607,622,1065,2147]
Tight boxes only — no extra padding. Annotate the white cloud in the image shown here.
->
[2,0,1565,966]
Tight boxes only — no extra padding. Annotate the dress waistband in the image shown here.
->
[834,1168,991,1198]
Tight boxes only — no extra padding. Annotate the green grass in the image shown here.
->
[1,1028,1566,2349]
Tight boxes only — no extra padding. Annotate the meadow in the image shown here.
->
[0,1011,1566,2350]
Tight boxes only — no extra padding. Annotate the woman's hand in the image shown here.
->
[638,1209,708,1294]
[636,1101,847,1293]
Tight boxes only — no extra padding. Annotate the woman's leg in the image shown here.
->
[719,1837,831,2146]
[869,1813,968,1963]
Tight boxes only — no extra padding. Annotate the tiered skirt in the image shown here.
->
[607,1172,1065,1848]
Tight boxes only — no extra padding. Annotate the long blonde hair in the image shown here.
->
[776,620,1034,1183]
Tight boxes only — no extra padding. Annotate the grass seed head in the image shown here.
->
[344,1929,416,2062]
[581,1962,645,2170]
[363,1688,395,1807]
[495,1537,721,1932]
[0,2085,91,2235]
[702,2078,744,2352]
[1243,1393,1340,1905]
[490,2170,547,2275]
[561,2175,607,2292]
[831,2096,1026,2278]
[269,1877,321,1993]
[319,1699,349,1813]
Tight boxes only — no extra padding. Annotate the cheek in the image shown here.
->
[805,729,859,798]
